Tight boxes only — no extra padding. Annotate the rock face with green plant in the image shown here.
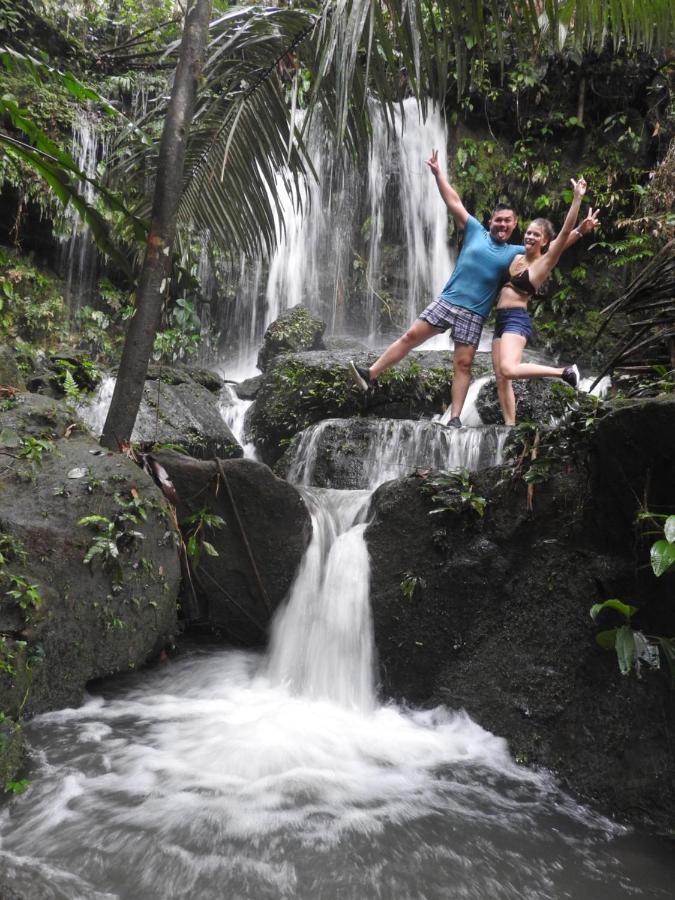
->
[246,349,492,465]
[476,376,572,425]
[151,450,312,645]
[0,392,182,782]
[365,395,675,831]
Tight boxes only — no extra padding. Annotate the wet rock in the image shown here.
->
[257,304,326,373]
[246,349,492,465]
[133,377,241,459]
[0,393,182,723]
[0,345,25,391]
[234,375,263,400]
[476,377,569,424]
[366,396,675,831]
[152,450,312,645]
[145,363,224,393]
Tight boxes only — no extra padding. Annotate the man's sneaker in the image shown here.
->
[447,416,462,428]
[561,364,580,389]
[348,361,375,392]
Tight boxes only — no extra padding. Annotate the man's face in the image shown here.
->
[488,209,517,243]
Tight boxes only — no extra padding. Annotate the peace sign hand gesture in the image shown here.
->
[578,206,600,235]
[426,149,441,177]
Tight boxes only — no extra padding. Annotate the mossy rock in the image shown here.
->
[246,349,492,465]
[257,305,326,372]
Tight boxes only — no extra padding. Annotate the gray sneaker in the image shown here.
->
[447,416,462,428]
[348,360,375,392]
[561,365,580,389]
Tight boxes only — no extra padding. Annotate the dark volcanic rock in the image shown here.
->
[134,377,241,459]
[257,304,326,372]
[0,393,181,719]
[246,349,493,465]
[476,377,570,424]
[152,451,312,644]
[366,396,675,831]
[234,375,263,400]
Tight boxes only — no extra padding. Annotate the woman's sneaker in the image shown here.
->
[561,364,580,389]
[348,361,375,392]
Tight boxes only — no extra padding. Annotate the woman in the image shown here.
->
[492,178,600,425]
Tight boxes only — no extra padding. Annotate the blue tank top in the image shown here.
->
[438,216,525,318]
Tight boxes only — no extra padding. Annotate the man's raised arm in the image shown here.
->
[426,149,470,229]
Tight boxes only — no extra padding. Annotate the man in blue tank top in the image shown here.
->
[349,149,525,427]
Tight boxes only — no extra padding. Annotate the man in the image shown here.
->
[348,148,525,427]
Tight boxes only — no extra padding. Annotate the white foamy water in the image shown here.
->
[267,489,374,709]
[286,417,509,489]
[1,645,671,900]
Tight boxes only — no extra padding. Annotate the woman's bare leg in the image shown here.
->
[499,333,565,380]
[369,319,443,379]
[492,337,516,425]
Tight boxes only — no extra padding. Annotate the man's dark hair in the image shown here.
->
[491,202,516,216]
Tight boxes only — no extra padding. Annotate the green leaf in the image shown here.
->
[83,544,103,565]
[650,540,675,578]
[595,629,617,651]
[664,516,675,544]
[615,625,636,675]
[201,541,219,557]
[590,599,638,623]
[78,515,111,528]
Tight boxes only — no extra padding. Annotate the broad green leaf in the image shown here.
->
[78,515,110,527]
[650,540,675,577]
[615,624,636,675]
[595,628,617,651]
[590,599,638,622]
[201,541,219,557]
[83,545,103,565]
[664,516,675,543]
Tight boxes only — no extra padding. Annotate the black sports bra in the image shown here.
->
[504,267,535,296]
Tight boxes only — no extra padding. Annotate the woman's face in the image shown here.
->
[524,223,549,251]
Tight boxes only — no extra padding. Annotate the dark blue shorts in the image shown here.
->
[493,307,533,341]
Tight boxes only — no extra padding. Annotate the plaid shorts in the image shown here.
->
[418,299,485,348]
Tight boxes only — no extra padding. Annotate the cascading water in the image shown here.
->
[217,99,455,378]
[58,111,111,317]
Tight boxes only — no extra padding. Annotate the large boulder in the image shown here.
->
[246,349,493,465]
[78,368,241,459]
[257,304,326,372]
[476,376,570,424]
[366,396,675,831]
[151,450,312,644]
[0,393,181,777]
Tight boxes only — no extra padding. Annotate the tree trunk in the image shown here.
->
[101,0,212,450]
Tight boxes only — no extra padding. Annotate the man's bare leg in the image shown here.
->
[368,319,442,379]
[450,342,476,420]
[492,337,516,425]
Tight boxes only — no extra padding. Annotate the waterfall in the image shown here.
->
[218,99,454,377]
[58,110,111,317]
[285,417,509,489]
[266,489,374,710]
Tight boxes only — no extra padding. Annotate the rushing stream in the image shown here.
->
[0,405,672,899]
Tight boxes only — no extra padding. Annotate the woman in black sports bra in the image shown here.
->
[492,177,600,425]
